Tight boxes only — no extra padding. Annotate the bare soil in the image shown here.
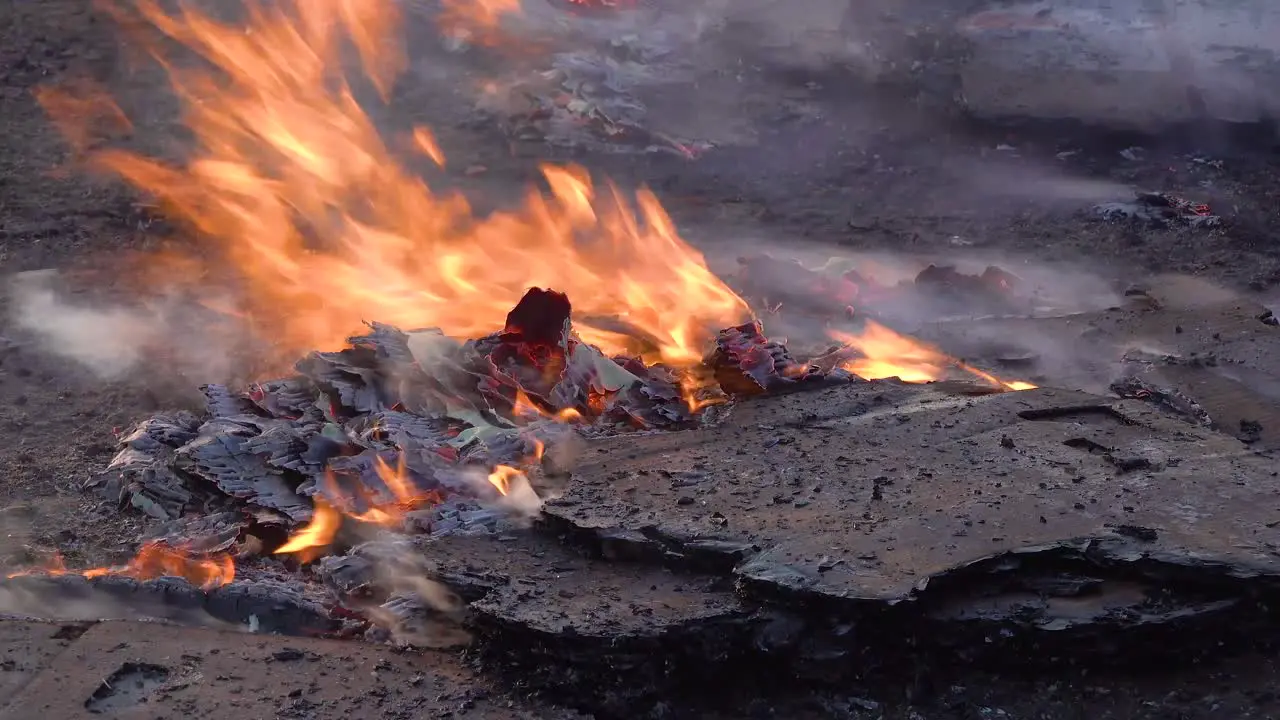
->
[2,1,1280,718]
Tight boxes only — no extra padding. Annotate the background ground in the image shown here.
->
[1,1,1279,717]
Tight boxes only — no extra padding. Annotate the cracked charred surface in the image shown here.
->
[919,295,1280,448]
[532,381,1280,690]
[3,2,1280,719]
[550,382,1280,601]
[437,534,758,705]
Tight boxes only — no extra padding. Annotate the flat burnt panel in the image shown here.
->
[546,382,1280,604]
[430,533,743,637]
[419,533,761,715]
[1143,364,1280,450]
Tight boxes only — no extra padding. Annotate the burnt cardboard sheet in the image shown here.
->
[444,534,744,638]
[545,381,1280,604]
[418,533,759,713]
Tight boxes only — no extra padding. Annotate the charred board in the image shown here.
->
[540,381,1280,675]
[311,530,774,714]
[0,574,339,636]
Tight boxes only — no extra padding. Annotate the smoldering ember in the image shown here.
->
[3,0,1280,718]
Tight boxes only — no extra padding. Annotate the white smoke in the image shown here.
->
[8,269,249,384]
[9,270,158,380]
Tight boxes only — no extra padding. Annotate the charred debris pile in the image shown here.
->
[10,264,1280,717]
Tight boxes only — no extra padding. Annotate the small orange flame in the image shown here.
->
[413,126,446,168]
[273,499,342,562]
[955,363,1039,392]
[488,465,522,496]
[679,370,728,413]
[374,454,415,505]
[830,321,1035,390]
[7,543,234,590]
[512,389,585,423]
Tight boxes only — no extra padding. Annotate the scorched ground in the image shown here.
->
[2,0,1280,719]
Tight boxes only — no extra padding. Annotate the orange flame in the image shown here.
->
[679,370,729,413]
[512,389,584,423]
[830,321,1035,391]
[50,0,748,368]
[273,499,342,562]
[488,465,522,496]
[7,543,234,590]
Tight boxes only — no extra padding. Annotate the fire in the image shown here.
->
[7,542,234,590]
[273,457,529,554]
[273,499,342,562]
[48,0,749,368]
[488,465,522,496]
[678,370,729,413]
[512,389,584,423]
[830,321,1035,391]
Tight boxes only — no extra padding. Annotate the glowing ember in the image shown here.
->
[678,370,729,413]
[7,542,234,590]
[45,0,749,368]
[830,321,1035,391]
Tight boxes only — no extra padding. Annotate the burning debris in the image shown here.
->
[6,0,1045,630]
[7,280,1041,639]
[1093,190,1222,229]
[10,0,1280,715]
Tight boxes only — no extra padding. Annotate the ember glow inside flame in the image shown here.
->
[830,321,1035,391]
[7,542,234,590]
[53,0,749,368]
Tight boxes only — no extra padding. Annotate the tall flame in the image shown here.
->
[54,0,748,366]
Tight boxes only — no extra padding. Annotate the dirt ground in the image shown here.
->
[3,1,1280,718]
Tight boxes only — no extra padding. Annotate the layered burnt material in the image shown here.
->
[6,287,1280,717]
[278,380,1280,715]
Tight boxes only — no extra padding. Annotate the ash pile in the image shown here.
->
[10,269,1280,717]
